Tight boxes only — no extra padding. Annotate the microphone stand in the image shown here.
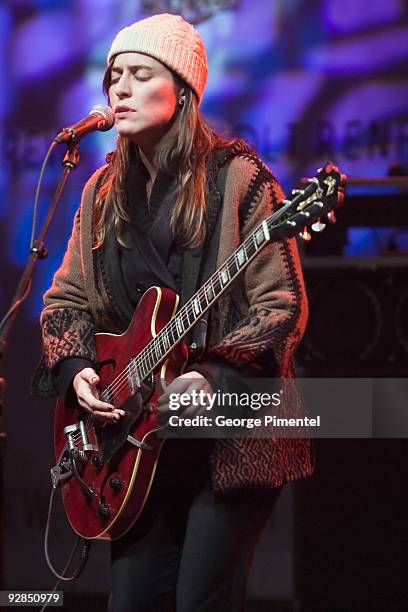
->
[0,140,81,590]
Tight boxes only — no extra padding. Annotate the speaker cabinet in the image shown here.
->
[298,257,408,373]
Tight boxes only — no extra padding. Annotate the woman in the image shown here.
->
[32,13,313,611]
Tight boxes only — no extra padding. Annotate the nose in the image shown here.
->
[114,73,131,99]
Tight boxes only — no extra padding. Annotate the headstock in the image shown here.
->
[268,162,347,240]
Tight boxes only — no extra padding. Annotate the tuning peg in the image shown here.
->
[311,219,326,233]
[327,211,336,224]
[299,227,312,241]
[291,188,305,196]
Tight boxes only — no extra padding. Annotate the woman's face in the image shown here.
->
[108,52,181,150]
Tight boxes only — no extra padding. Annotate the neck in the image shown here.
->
[138,146,158,183]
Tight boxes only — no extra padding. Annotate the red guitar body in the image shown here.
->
[54,287,188,540]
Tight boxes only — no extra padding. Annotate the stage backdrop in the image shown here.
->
[1,0,408,604]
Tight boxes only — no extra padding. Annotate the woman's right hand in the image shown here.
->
[73,368,125,423]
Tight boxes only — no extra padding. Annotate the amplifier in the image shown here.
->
[298,257,408,371]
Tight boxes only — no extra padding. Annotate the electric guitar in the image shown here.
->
[52,162,346,540]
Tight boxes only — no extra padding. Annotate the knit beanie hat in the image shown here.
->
[107,13,208,103]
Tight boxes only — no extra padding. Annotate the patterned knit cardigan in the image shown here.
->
[32,145,314,493]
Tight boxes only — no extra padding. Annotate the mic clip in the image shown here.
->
[30,240,48,259]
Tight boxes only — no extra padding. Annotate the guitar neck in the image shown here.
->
[134,219,272,381]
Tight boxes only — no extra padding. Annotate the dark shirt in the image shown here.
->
[120,162,182,304]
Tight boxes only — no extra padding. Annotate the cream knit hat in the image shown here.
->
[107,13,208,103]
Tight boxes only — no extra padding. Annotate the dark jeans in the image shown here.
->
[110,439,281,612]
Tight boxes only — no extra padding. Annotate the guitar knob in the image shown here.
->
[299,227,312,241]
[98,504,110,519]
[311,219,326,233]
[327,211,337,224]
[109,477,122,492]
[91,455,105,472]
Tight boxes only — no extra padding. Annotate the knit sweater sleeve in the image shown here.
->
[32,167,108,396]
[40,204,97,372]
[207,156,309,375]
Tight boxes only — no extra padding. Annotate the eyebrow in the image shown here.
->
[111,64,153,74]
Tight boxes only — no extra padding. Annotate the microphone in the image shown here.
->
[54,104,115,143]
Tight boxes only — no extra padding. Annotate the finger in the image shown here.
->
[78,389,126,416]
[78,389,114,412]
[93,410,122,423]
[78,400,125,421]
[80,368,99,385]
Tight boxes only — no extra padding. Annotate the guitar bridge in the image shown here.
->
[63,419,99,455]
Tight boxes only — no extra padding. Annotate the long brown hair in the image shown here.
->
[92,65,237,250]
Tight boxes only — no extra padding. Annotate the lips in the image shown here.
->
[115,105,134,114]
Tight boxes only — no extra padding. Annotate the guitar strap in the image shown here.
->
[181,161,230,358]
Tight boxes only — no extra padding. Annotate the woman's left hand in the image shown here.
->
[157,371,213,419]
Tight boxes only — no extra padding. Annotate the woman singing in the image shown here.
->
[32,13,313,611]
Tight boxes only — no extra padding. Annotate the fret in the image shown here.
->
[237,246,246,267]
[181,311,190,330]
[256,227,265,246]
[168,323,176,344]
[220,268,229,286]
[184,306,192,326]
[162,331,170,351]
[202,285,210,306]
[213,275,222,294]
[193,297,201,316]
[175,316,183,336]
[146,351,155,372]
[262,219,270,241]
[205,282,214,303]
[229,258,238,278]
[199,294,207,312]
[152,341,158,362]
[198,288,208,312]
[157,337,165,358]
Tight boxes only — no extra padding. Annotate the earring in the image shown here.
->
[179,96,185,107]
